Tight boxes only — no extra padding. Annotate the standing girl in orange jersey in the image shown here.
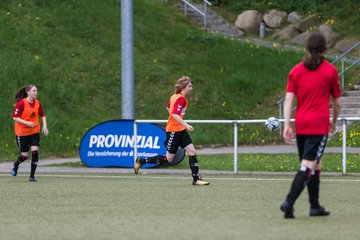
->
[134,76,209,186]
[11,84,49,182]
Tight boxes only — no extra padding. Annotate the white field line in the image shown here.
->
[1,173,360,182]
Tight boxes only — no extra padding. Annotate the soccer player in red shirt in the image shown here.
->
[280,32,341,218]
[134,76,209,186]
[11,85,49,182]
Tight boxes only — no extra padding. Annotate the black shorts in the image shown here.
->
[16,133,40,152]
[165,130,192,154]
[296,134,328,162]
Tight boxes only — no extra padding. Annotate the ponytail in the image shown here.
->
[15,84,35,103]
[303,32,327,71]
[303,52,324,71]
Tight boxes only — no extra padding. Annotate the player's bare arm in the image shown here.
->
[283,92,295,140]
[41,116,49,136]
[13,117,37,128]
[172,113,194,132]
[330,97,341,132]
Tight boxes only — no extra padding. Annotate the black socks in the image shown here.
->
[189,155,199,181]
[285,168,323,210]
[286,166,312,206]
[30,150,39,178]
[139,155,200,181]
[140,155,167,165]
[308,170,321,209]
[14,155,28,169]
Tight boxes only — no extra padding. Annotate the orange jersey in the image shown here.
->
[14,98,41,136]
[166,93,188,132]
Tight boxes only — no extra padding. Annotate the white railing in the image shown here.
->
[134,117,360,175]
[332,41,360,89]
[182,0,212,28]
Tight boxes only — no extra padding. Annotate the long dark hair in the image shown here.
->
[15,84,35,103]
[303,31,327,70]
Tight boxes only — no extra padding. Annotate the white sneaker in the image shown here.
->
[192,179,210,186]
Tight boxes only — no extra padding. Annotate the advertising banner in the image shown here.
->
[79,120,167,168]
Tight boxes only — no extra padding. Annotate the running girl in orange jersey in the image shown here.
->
[11,84,49,182]
[134,76,209,186]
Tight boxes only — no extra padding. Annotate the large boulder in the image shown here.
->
[263,9,287,28]
[234,10,263,35]
[295,14,319,32]
[290,25,338,47]
[291,31,312,46]
[287,12,302,24]
[318,24,338,47]
[272,25,301,41]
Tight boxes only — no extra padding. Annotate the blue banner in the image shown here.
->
[79,120,166,168]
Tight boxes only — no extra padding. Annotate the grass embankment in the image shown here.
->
[0,0,358,161]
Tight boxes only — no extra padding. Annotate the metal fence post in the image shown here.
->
[341,59,345,89]
[259,22,266,38]
[133,121,138,166]
[342,118,347,175]
[233,122,238,174]
[278,102,283,138]
[204,1,207,29]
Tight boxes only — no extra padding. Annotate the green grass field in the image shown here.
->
[1,173,359,240]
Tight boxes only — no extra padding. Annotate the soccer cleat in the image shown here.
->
[11,167,18,176]
[310,206,330,217]
[280,201,295,219]
[134,158,142,175]
[29,176,37,182]
[192,179,210,186]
